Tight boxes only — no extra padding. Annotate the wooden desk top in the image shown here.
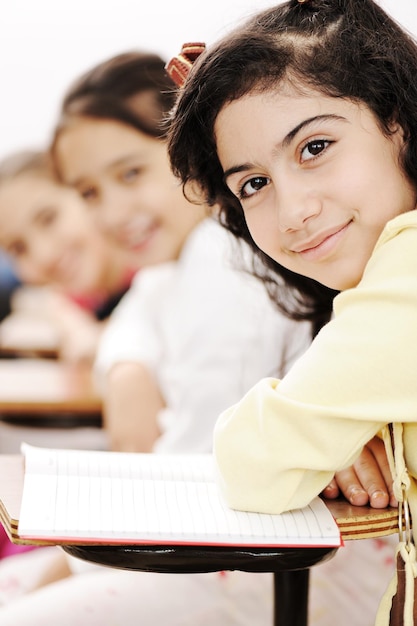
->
[0,359,102,415]
[0,455,400,547]
[0,313,59,359]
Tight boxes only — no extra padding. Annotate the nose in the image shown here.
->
[275,176,322,232]
[30,236,60,277]
[95,185,136,235]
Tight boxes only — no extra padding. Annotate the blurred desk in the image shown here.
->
[0,312,59,359]
[0,358,102,429]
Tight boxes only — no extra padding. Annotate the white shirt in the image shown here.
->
[95,218,312,453]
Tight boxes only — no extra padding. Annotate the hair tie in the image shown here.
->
[166,42,206,88]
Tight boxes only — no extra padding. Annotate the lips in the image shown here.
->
[121,216,158,249]
[291,222,351,254]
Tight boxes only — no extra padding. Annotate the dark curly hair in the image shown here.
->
[168,0,417,332]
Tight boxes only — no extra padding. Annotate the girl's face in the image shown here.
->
[0,173,118,293]
[54,118,205,266]
[215,85,417,290]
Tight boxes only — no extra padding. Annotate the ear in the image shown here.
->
[388,117,408,142]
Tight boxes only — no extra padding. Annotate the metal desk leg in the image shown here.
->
[273,570,309,626]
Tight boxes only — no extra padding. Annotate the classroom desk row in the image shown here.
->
[0,312,402,625]
[0,358,101,418]
[0,316,402,546]
[0,311,60,359]
[0,357,105,453]
[0,309,102,432]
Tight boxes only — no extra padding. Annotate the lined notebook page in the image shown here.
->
[18,444,341,547]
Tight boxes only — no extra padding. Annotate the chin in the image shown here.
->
[323,278,358,291]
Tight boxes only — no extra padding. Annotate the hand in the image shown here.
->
[45,291,103,364]
[321,436,397,508]
[58,321,102,364]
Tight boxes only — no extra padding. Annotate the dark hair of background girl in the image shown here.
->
[168,0,417,333]
[51,51,177,154]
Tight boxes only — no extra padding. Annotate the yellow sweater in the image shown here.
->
[214,210,417,520]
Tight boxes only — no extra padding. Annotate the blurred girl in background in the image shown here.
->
[0,149,137,567]
[0,150,137,364]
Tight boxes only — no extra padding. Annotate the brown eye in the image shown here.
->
[309,141,326,155]
[38,207,57,227]
[240,176,270,199]
[122,167,141,183]
[301,139,331,162]
[8,240,26,257]
[80,186,98,202]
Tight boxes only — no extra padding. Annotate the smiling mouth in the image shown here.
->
[294,222,351,259]
[122,222,158,249]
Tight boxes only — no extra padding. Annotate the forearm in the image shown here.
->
[103,362,165,452]
[214,378,385,514]
[43,290,103,363]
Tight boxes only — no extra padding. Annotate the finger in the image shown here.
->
[321,478,340,500]
[353,445,390,509]
[365,437,397,507]
[333,466,369,506]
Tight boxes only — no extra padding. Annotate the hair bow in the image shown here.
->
[166,42,206,88]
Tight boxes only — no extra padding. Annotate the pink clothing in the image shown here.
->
[68,268,136,319]
[0,525,34,560]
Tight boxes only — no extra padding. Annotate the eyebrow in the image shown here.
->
[33,205,55,220]
[223,114,347,182]
[69,153,142,187]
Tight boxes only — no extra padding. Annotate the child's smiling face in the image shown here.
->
[0,173,112,293]
[215,84,417,290]
[54,118,205,267]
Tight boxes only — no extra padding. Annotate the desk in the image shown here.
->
[0,358,101,418]
[0,454,400,547]
[0,359,104,452]
[0,313,59,359]
[0,455,400,626]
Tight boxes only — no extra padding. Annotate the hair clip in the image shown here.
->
[297,0,311,3]
[166,42,206,88]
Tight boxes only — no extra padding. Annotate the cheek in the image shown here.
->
[245,211,278,256]
[137,180,167,212]
[17,262,46,285]
[89,209,107,232]
[66,225,88,246]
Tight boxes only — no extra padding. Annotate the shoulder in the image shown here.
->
[180,218,243,267]
[334,210,417,315]
[375,210,417,250]
[369,210,417,278]
[129,263,177,292]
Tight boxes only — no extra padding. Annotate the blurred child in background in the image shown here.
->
[51,50,314,455]
[0,150,137,565]
[0,251,20,323]
[0,150,137,364]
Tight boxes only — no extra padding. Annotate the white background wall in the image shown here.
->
[0,0,416,159]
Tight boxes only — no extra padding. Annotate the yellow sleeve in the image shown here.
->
[214,216,417,514]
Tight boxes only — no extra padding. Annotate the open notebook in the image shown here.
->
[18,443,342,548]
